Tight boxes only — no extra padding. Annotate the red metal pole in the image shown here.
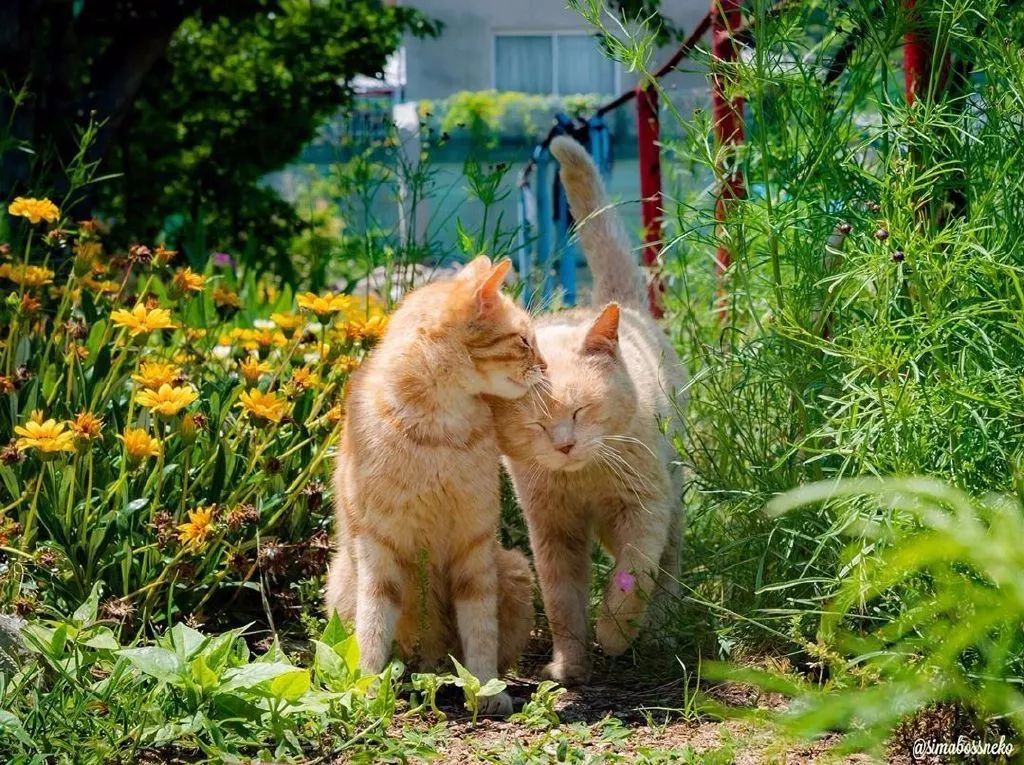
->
[711,0,745,321]
[636,84,665,319]
[903,0,928,104]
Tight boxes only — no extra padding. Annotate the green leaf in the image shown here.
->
[478,678,507,698]
[449,656,480,694]
[82,628,121,651]
[456,219,475,256]
[269,669,310,701]
[320,611,348,647]
[210,444,227,502]
[336,635,360,675]
[120,646,185,685]
[219,662,301,693]
[168,622,208,660]
[190,654,220,691]
[0,710,33,747]
[73,582,103,626]
[314,640,349,692]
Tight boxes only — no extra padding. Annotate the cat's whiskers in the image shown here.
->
[596,442,651,514]
[603,433,658,460]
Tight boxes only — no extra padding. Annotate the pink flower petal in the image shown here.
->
[614,570,635,594]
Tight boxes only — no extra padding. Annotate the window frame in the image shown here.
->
[491,31,620,96]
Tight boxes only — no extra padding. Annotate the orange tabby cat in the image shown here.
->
[325,256,545,715]
[490,137,687,685]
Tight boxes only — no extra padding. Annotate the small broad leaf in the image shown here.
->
[336,635,360,674]
[126,497,149,513]
[478,678,508,698]
[255,636,290,665]
[219,662,300,693]
[269,669,311,701]
[0,710,33,746]
[314,641,348,691]
[73,582,103,627]
[190,655,219,690]
[449,656,480,694]
[168,623,207,660]
[82,628,121,651]
[320,611,348,648]
[120,646,185,685]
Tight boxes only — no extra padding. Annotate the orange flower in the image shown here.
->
[9,197,60,224]
[118,427,161,463]
[132,361,181,390]
[297,292,352,320]
[110,304,175,336]
[14,417,76,457]
[212,285,241,310]
[171,267,206,295]
[135,383,198,416]
[70,411,103,442]
[177,506,216,551]
[0,263,55,287]
[238,388,289,424]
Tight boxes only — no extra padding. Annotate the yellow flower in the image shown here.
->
[74,240,102,262]
[270,312,305,335]
[289,366,320,390]
[152,245,177,268]
[81,274,119,294]
[341,315,389,343]
[297,292,351,319]
[110,304,175,336]
[8,197,60,225]
[171,267,206,295]
[238,388,289,424]
[212,285,241,309]
[70,411,103,441]
[132,361,181,389]
[118,427,161,463]
[0,263,55,288]
[238,355,272,385]
[325,402,345,425]
[336,355,362,374]
[14,417,76,456]
[135,383,198,416]
[177,506,216,551]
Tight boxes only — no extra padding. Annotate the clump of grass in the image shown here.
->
[582,0,1024,649]
[705,476,1024,758]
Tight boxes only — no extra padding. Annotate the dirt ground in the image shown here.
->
[373,671,884,764]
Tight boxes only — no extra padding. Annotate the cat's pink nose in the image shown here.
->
[556,442,574,455]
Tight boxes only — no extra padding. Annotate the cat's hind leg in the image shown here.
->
[496,547,535,673]
[354,532,406,674]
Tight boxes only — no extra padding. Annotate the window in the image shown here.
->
[494,34,616,95]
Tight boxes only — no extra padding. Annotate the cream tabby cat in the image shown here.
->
[490,137,686,685]
[325,256,545,715]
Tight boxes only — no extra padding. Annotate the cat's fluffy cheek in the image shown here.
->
[476,369,532,399]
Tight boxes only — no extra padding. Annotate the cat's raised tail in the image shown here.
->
[550,135,645,309]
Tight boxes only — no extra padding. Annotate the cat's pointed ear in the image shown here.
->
[584,303,620,356]
[474,258,512,317]
[458,255,492,281]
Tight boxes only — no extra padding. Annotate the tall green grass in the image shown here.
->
[578,0,1024,650]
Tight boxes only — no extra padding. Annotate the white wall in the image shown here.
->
[402,0,710,101]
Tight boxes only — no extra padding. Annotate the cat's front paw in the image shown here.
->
[477,689,514,717]
[596,615,636,656]
[540,658,591,686]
